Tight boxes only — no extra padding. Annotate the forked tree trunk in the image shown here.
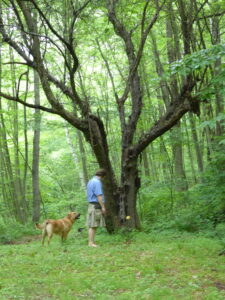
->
[83,117,119,232]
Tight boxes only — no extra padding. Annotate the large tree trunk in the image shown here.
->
[120,155,141,229]
[83,116,119,232]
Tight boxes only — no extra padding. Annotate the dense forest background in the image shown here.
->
[0,0,224,239]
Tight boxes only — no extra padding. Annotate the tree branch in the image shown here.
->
[107,0,165,106]
[134,78,197,156]
[107,0,165,145]
[96,38,126,129]
[195,11,225,21]
[28,0,79,73]
[0,90,89,131]
[0,91,57,114]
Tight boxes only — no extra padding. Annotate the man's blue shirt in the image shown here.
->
[86,176,105,203]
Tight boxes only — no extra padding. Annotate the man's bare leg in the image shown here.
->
[88,227,98,247]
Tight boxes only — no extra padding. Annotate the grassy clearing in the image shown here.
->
[0,229,225,300]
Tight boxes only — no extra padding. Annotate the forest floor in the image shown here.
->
[0,229,225,300]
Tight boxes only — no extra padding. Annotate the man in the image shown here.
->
[86,169,107,247]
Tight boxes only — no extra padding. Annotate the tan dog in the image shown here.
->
[35,212,80,245]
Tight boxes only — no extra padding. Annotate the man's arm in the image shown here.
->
[97,195,106,215]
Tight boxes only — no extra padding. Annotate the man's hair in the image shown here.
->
[95,169,107,177]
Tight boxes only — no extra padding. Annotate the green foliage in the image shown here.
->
[189,150,225,224]
[170,44,225,76]
[200,113,225,131]
[0,220,37,244]
[172,210,210,232]
[138,181,174,223]
[215,223,225,239]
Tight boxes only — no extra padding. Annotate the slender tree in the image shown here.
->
[32,70,41,222]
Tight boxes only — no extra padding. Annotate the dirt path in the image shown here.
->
[1,235,41,245]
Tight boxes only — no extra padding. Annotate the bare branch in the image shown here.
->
[107,0,165,105]
[0,91,57,114]
[197,11,225,20]
[133,0,166,82]
[107,0,165,145]
[3,61,28,66]
[141,0,151,35]
[28,0,79,73]
[134,78,197,156]
[9,0,31,49]
[16,71,28,97]
[0,11,34,66]
[96,38,126,130]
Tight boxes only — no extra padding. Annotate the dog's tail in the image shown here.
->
[35,223,45,230]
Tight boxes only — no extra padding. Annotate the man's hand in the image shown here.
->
[97,194,106,215]
[101,206,106,215]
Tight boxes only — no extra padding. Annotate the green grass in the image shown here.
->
[0,229,225,300]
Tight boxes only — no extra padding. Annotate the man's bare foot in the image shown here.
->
[88,243,98,247]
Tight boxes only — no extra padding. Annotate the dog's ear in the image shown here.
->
[67,212,76,220]
[67,212,72,218]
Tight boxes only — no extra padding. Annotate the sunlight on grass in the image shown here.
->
[0,230,225,299]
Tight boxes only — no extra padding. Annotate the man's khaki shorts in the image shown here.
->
[86,204,106,228]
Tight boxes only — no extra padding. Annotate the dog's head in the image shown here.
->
[67,212,80,221]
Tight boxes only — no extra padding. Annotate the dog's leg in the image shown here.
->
[47,234,53,245]
[47,229,53,245]
[45,224,53,245]
[42,229,47,246]
[61,232,68,244]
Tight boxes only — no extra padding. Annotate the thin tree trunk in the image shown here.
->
[149,143,159,183]
[151,17,188,191]
[0,43,14,218]
[22,72,29,209]
[211,13,224,137]
[65,126,87,189]
[189,113,204,173]
[166,2,188,191]
[32,70,41,222]
[9,46,27,223]
[142,150,150,178]
[183,115,197,184]
[77,131,88,185]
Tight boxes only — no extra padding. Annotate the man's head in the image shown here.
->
[95,169,107,178]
